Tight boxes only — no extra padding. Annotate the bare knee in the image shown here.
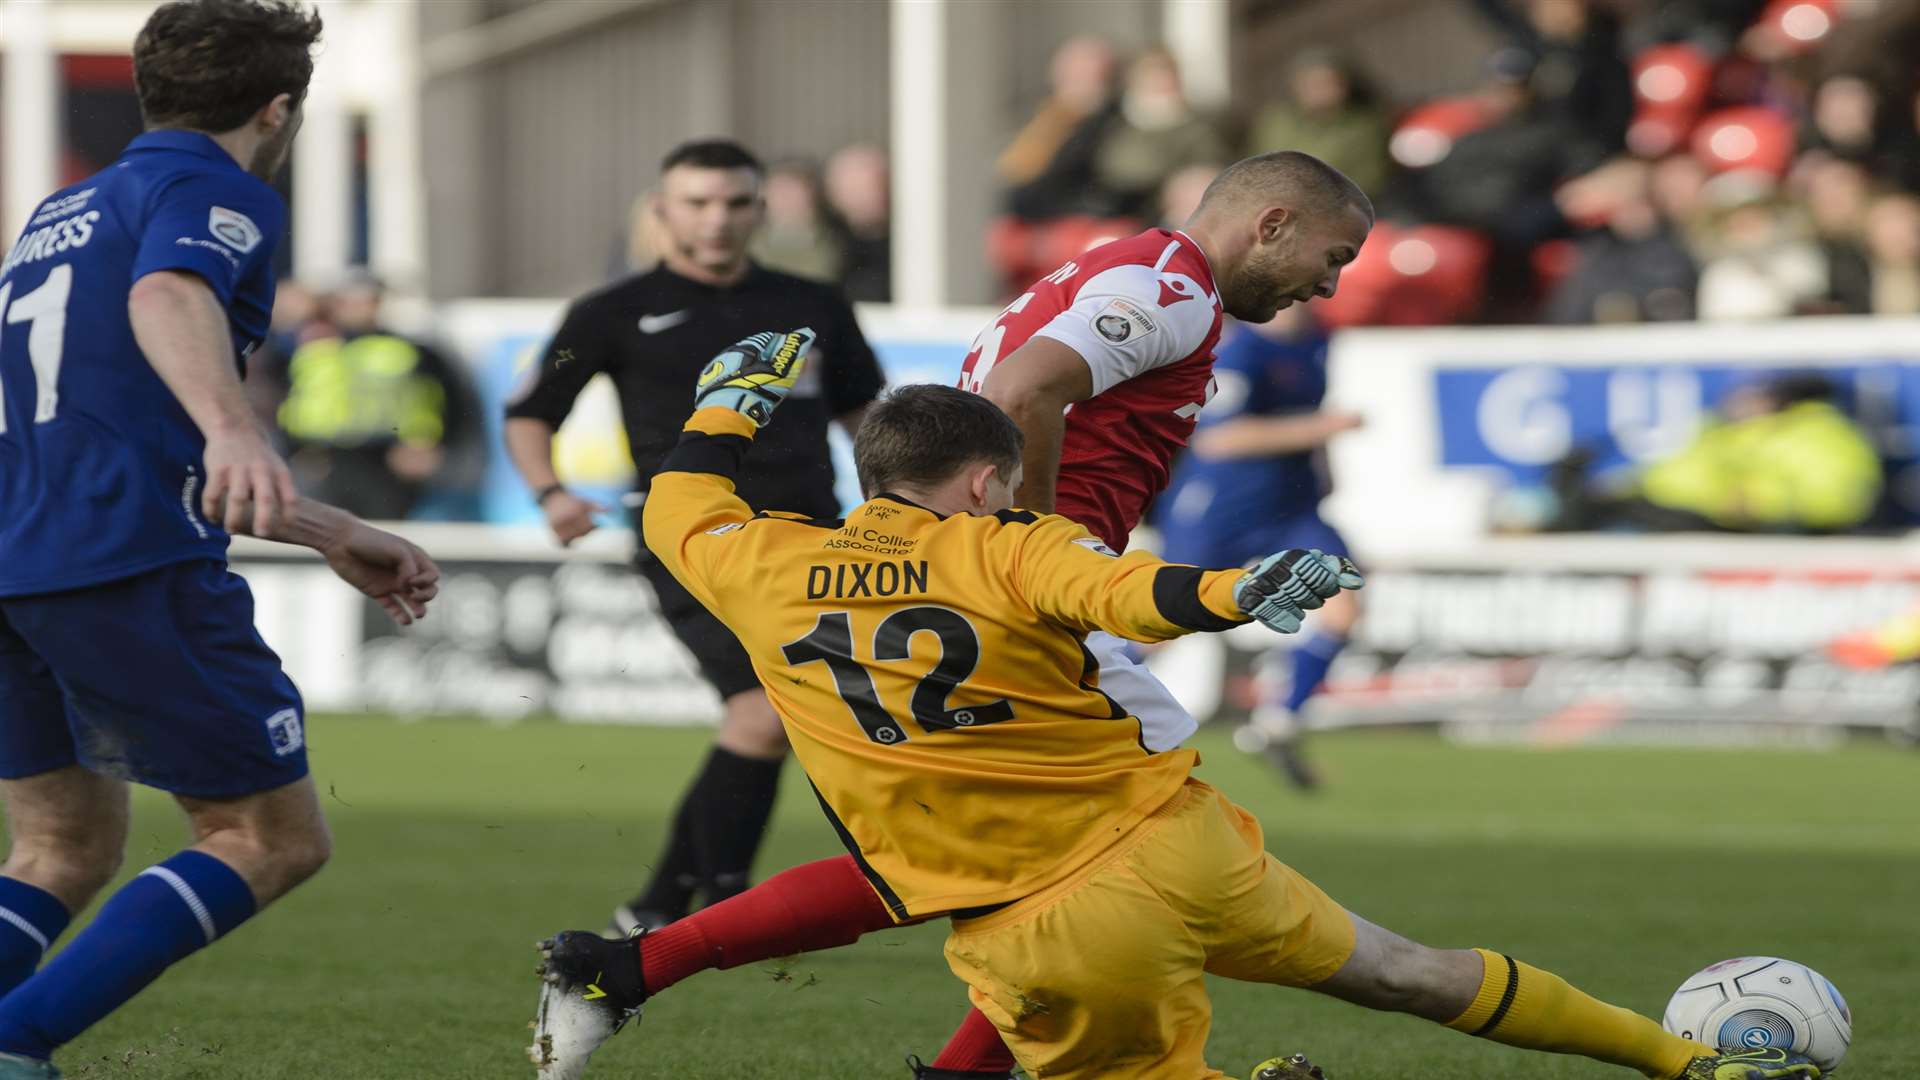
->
[195,815,331,901]
[3,838,122,909]
[714,691,788,760]
[1,769,130,910]
[181,780,332,904]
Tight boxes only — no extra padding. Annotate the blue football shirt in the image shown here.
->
[1157,323,1334,546]
[0,131,284,597]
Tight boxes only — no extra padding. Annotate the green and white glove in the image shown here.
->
[1233,549,1364,634]
[693,327,816,427]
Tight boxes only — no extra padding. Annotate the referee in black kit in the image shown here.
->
[504,139,884,934]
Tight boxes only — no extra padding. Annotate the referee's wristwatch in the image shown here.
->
[534,482,568,507]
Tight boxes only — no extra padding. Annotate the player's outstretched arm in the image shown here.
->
[641,329,815,604]
[1010,517,1361,641]
[1192,410,1365,461]
[130,270,299,537]
[264,498,441,625]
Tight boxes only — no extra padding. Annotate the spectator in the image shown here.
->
[1863,190,1920,315]
[278,274,482,520]
[1695,176,1827,319]
[824,143,892,303]
[1802,73,1890,166]
[1650,152,1715,252]
[1469,0,1634,158]
[1245,51,1389,197]
[998,35,1123,220]
[1408,50,1587,317]
[1550,374,1882,533]
[1092,49,1230,220]
[1157,162,1220,229]
[1797,156,1875,313]
[1548,158,1697,322]
[750,158,845,284]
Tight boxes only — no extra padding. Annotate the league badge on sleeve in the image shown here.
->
[208,206,263,253]
[1092,298,1159,344]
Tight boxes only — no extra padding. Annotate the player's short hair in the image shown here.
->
[1195,150,1373,224]
[854,386,1024,497]
[134,0,323,133]
[661,139,765,177]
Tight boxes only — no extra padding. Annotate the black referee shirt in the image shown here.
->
[505,263,885,523]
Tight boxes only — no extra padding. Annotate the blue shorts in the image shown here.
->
[1160,510,1352,571]
[0,559,307,798]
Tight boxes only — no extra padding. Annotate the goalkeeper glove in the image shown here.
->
[693,327,816,427]
[1234,549,1364,634]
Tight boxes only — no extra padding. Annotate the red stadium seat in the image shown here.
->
[1632,43,1713,115]
[1389,97,1500,169]
[1750,0,1839,56]
[1690,105,1796,176]
[987,215,1143,300]
[1316,222,1491,327]
[1627,43,1713,158]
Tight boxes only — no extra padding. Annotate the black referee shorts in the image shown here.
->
[635,555,763,701]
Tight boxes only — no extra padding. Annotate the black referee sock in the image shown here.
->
[688,746,784,905]
[630,792,702,920]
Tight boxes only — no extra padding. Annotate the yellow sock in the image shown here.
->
[1446,948,1710,1079]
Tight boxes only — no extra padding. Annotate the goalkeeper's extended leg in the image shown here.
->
[635,854,896,993]
[533,856,901,1077]
[1309,915,1819,1079]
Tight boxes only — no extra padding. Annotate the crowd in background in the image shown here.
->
[987,0,1920,539]
[989,0,1920,328]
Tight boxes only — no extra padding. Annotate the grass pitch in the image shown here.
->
[47,716,1920,1079]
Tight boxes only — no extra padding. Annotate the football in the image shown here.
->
[1662,957,1852,1071]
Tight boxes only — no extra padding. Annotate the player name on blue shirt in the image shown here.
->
[0,130,285,597]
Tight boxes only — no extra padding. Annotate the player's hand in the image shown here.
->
[1234,549,1363,634]
[202,425,299,538]
[541,488,606,547]
[692,328,816,426]
[320,520,441,626]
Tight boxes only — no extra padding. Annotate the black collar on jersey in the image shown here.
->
[865,493,1039,529]
[869,492,946,519]
[126,130,243,170]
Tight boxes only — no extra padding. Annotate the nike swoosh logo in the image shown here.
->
[638,310,691,334]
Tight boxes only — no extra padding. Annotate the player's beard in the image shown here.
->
[1220,243,1294,324]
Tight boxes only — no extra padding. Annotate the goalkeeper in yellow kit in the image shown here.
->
[551,328,1822,1080]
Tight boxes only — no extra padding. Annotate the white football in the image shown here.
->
[1662,956,1851,1072]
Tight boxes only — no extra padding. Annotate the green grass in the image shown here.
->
[38,716,1920,1079]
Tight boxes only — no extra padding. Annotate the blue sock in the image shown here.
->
[0,878,69,996]
[1280,632,1347,714]
[0,851,255,1060]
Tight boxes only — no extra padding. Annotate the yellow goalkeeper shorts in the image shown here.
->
[943,778,1356,1080]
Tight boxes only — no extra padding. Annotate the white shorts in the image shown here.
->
[1085,631,1198,753]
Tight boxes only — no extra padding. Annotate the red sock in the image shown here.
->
[637,854,894,995]
[930,1005,1018,1073]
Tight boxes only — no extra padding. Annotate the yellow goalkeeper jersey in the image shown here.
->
[644,408,1252,919]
